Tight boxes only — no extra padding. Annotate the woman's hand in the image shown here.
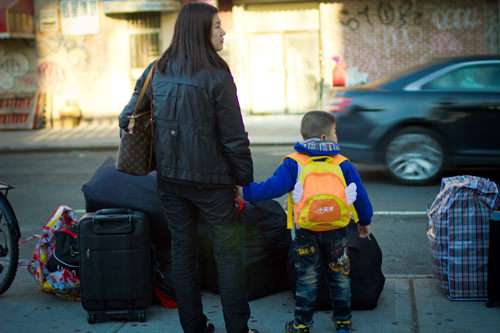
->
[234,186,243,200]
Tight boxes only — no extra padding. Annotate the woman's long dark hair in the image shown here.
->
[157,3,230,75]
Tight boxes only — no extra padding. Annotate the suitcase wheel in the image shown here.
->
[87,312,97,324]
[129,310,146,322]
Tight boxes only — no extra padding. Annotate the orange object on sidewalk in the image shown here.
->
[154,287,177,309]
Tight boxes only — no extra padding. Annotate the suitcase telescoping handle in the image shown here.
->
[95,208,133,215]
[92,209,135,234]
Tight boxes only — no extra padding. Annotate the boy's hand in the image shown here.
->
[126,120,134,134]
[357,224,370,238]
[345,182,357,205]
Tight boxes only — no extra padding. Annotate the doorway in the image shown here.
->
[243,3,321,114]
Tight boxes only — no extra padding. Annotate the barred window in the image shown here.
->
[127,13,160,70]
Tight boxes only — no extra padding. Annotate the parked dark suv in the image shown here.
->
[331,55,500,185]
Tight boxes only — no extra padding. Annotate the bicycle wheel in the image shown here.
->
[0,193,19,295]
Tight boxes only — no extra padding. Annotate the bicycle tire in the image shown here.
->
[0,193,20,295]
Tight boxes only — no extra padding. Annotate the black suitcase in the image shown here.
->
[79,208,152,323]
[487,210,500,307]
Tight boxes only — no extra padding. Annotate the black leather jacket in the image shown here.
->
[119,62,253,186]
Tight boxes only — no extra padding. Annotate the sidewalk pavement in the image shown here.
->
[2,268,500,333]
[0,115,303,153]
[1,115,500,332]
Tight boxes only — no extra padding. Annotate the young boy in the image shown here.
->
[241,111,373,333]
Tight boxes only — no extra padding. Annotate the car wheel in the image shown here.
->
[384,127,445,185]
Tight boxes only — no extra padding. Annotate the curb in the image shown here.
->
[0,142,295,154]
[0,145,119,154]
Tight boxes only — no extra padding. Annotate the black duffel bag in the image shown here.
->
[199,200,292,300]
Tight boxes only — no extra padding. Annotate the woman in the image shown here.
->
[119,3,257,333]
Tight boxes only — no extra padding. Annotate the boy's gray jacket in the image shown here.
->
[119,62,253,186]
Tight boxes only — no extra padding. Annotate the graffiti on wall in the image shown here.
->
[484,7,500,52]
[339,0,423,31]
[431,8,481,31]
[37,60,66,92]
[35,32,107,119]
[37,34,101,93]
[0,42,40,129]
[0,50,30,90]
[37,35,86,92]
[430,32,464,54]
[337,0,488,85]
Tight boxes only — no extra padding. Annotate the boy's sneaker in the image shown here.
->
[335,320,352,333]
[285,321,311,333]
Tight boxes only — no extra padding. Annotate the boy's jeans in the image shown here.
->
[293,227,352,326]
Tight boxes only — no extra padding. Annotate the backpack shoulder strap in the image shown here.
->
[285,153,308,231]
[328,154,360,222]
[288,152,348,165]
[286,152,309,165]
[331,154,348,165]
[287,193,294,231]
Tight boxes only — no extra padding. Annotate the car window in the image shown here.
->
[422,64,500,91]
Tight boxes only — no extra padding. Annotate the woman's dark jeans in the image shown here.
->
[293,227,352,327]
[157,179,250,333]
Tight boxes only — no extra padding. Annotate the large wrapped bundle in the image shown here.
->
[427,176,498,300]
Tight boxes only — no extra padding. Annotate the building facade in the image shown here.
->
[0,0,499,129]
[0,0,39,128]
[229,0,500,114]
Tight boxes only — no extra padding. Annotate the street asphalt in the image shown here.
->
[1,115,499,332]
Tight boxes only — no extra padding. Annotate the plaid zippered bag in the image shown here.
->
[427,176,498,300]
